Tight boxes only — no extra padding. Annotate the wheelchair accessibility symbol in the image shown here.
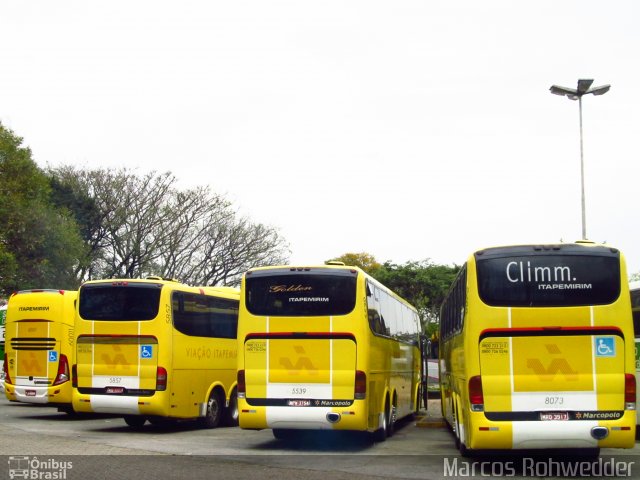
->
[595,337,615,357]
[48,351,58,362]
[140,345,153,359]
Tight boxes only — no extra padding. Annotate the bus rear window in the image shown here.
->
[476,254,620,307]
[245,270,357,316]
[79,283,161,321]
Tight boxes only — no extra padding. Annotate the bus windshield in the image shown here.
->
[245,269,357,316]
[476,251,620,307]
[79,283,162,321]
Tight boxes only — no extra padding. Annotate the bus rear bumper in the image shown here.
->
[239,402,367,431]
[6,385,50,404]
[468,412,636,450]
[73,392,171,416]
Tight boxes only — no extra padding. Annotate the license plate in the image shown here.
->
[25,390,36,397]
[540,412,569,421]
[288,399,311,407]
[106,387,124,394]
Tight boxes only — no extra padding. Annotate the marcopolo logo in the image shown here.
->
[7,456,72,479]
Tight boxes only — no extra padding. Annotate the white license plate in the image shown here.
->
[540,412,569,421]
[288,399,311,407]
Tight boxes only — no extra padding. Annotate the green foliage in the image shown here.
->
[327,252,382,274]
[329,252,460,332]
[372,259,460,333]
[630,272,640,282]
[0,123,85,295]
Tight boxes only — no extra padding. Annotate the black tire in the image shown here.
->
[124,415,146,428]
[200,389,224,428]
[387,401,396,438]
[373,399,390,442]
[223,389,239,426]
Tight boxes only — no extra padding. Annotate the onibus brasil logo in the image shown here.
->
[7,456,72,479]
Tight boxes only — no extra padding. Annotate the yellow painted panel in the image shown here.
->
[268,339,330,383]
[244,339,267,398]
[512,336,593,392]
[479,338,512,412]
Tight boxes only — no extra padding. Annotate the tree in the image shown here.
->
[630,272,640,282]
[373,260,460,333]
[327,252,460,333]
[327,252,382,274]
[0,123,85,295]
[49,166,290,286]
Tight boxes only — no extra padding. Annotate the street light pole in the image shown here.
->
[578,94,586,240]
[549,79,610,240]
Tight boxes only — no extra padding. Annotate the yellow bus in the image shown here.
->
[631,281,640,415]
[3,290,77,412]
[72,278,239,428]
[440,242,636,456]
[237,263,422,440]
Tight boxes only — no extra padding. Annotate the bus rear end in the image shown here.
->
[238,267,365,434]
[72,280,168,420]
[469,244,635,451]
[4,290,76,407]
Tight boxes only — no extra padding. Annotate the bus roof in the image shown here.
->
[471,241,620,260]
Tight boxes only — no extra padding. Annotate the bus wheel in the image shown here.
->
[387,401,396,438]
[201,390,223,428]
[453,404,461,449]
[453,405,471,456]
[124,415,146,428]
[223,389,239,426]
[373,400,390,442]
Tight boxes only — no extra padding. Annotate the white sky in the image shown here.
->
[1,1,639,276]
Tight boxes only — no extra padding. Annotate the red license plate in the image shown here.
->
[540,412,569,421]
[25,390,36,397]
[106,387,124,394]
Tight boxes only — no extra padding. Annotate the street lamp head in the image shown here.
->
[577,79,594,94]
[589,84,611,96]
[550,84,578,99]
[550,80,611,100]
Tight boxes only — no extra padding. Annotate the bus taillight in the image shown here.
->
[71,364,77,388]
[156,367,168,391]
[469,375,484,411]
[3,354,11,385]
[237,370,246,398]
[52,354,70,386]
[625,373,636,409]
[354,370,366,399]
